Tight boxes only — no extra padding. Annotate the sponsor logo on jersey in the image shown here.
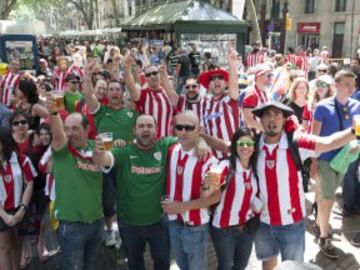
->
[131,166,161,174]
[76,160,102,172]
[203,111,223,122]
[130,155,138,159]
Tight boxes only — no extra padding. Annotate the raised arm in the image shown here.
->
[83,61,101,113]
[45,95,66,151]
[159,64,179,106]
[200,132,230,153]
[124,54,141,102]
[93,139,114,168]
[314,127,355,154]
[227,47,240,101]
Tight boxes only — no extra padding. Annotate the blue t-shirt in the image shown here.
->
[314,97,360,161]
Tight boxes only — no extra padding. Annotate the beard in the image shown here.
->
[136,135,155,148]
[265,124,279,137]
[186,93,199,102]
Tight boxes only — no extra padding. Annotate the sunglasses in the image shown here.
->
[174,124,196,131]
[343,106,350,120]
[12,120,28,126]
[185,84,198,90]
[266,73,274,78]
[145,71,159,77]
[210,75,225,81]
[318,70,327,73]
[70,81,79,84]
[316,81,329,88]
[236,140,255,147]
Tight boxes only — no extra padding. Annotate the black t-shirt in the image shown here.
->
[188,51,201,69]
[178,54,191,77]
[287,101,305,124]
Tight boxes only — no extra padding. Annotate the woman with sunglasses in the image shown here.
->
[0,127,35,270]
[14,78,49,132]
[209,127,261,270]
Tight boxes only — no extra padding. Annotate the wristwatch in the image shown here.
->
[18,203,29,211]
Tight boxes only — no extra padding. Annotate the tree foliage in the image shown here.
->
[0,0,18,19]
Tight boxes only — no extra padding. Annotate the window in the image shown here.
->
[334,22,345,34]
[271,0,280,18]
[335,0,346,11]
[305,0,315,13]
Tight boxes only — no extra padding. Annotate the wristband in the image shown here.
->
[51,111,58,116]
[351,127,355,135]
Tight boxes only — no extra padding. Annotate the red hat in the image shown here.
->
[198,69,229,90]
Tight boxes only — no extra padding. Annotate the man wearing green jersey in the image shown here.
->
[47,102,106,270]
[93,114,210,270]
[83,61,138,247]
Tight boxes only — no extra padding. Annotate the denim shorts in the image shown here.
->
[254,220,305,262]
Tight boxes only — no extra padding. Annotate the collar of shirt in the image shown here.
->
[180,146,195,159]
[259,131,288,151]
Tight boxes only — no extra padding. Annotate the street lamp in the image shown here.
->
[280,0,288,53]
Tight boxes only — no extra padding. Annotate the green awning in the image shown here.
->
[121,0,247,32]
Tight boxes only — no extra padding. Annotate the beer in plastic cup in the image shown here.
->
[52,90,65,112]
[354,115,360,137]
[208,165,222,186]
[98,132,113,151]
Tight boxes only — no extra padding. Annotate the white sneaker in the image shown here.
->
[104,229,116,247]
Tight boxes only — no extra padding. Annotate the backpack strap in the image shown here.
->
[286,131,302,171]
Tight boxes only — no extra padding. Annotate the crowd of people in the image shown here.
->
[0,36,360,270]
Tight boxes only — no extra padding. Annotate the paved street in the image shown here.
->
[22,186,360,270]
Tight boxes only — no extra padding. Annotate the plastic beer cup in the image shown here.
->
[52,90,65,112]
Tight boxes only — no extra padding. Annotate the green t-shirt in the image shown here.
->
[64,90,83,113]
[93,105,138,142]
[52,141,103,223]
[112,137,177,225]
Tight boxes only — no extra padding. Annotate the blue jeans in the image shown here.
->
[57,219,104,270]
[254,221,305,262]
[117,217,170,270]
[169,221,208,270]
[102,168,116,217]
[211,225,253,270]
[343,158,360,213]
[176,76,189,94]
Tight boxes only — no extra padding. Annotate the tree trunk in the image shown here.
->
[111,0,120,27]
[0,0,17,19]
[245,0,262,45]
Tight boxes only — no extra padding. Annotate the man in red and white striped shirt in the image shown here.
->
[250,101,356,269]
[245,41,265,68]
[124,57,176,138]
[0,59,21,106]
[199,49,241,159]
[285,47,297,67]
[295,49,310,77]
[163,111,217,270]
[242,64,273,131]
[52,57,70,92]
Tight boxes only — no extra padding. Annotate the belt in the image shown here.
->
[175,220,201,228]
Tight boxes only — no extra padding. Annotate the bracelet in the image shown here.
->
[18,203,28,211]
[51,111,58,116]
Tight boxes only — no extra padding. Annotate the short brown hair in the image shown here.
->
[334,70,356,83]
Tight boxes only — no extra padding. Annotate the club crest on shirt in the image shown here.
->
[245,182,251,190]
[266,160,275,170]
[3,175,11,183]
[154,152,162,161]
[127,112,134,118]
[177,166,183,175]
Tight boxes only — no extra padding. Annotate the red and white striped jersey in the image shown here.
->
[246,52,265,68]
[212,159,261,229]
[285,53,297,66]
[0,152,37,210]
[175,95,208,126]
[68,64,84,79]
[203,95,242,159]
[166,144,218,226]
[242,86,269,109]
[135,87,174,138]
[0,72,21,106]
[52,68,69,92]
[257,131,316,226]
[296,55,310,75]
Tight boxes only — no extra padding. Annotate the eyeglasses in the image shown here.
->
[145,71,159,77]
[174,124,196,131]
[318,70,327,73]
[210,75,225,81]
[316,81,329,88]
[69,81,79,84]
[12,120,28,126]
[236,140,255,147]
[343,106,350,120]
[185,84,198,90]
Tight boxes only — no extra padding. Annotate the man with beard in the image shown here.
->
[167,76,207,126]
[201,101,356,270]
[93,114,211,270]
[243,64,274,131]
[82,61,138,247]
[0,59,21,106]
